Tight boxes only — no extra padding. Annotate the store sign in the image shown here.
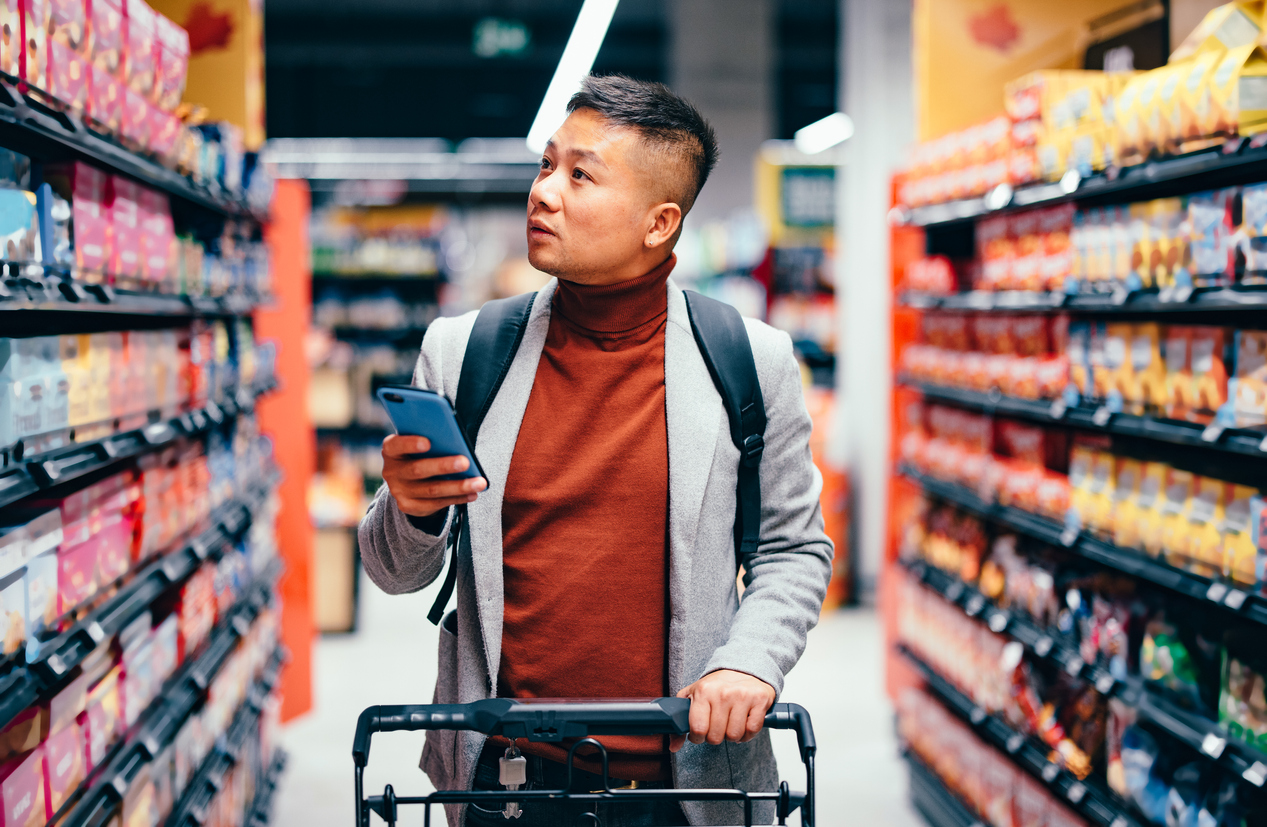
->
[781,168,835,228]
[473,18,532,58]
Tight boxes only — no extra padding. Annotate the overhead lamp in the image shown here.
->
[526,0,621,154]
[792,112,855,155]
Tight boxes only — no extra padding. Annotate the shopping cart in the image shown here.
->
[352,698,816,827]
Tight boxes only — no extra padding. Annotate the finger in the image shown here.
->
[688,696,710,745]
[393,477,486,500]
[741,702,766,743]
[408,455,470,478]
[394,494,477,517]
[724,702,749,743]
[705,697,730,746]
[668,734,685,753]
[382,435,431,457]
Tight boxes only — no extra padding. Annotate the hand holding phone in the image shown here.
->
[377,387,488,519]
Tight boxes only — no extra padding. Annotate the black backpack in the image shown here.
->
[426,289,766,625]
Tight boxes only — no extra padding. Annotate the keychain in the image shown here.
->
[499,742,527,819]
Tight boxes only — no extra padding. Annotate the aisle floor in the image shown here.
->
[273,574,921,827]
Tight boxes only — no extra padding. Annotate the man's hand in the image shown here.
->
[381,435,487,518]
[669,670,776,752]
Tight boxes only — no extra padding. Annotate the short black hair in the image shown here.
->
[567,74,718,214]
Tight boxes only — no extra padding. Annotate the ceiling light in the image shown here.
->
[793,112,855,155]
[526,0,621,154]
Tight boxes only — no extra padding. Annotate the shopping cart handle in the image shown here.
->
[764,703,816,763]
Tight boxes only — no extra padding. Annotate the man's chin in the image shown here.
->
[527,249,564,278]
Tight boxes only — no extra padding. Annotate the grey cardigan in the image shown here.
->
[357,277,833,826]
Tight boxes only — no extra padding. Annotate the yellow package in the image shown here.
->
[1222,485,1262,584]
[1037,127,1073,182]
[1112,75,1143,166]
[1152,198,1189,289]
[1184,476,1229,577]
[1110,205,1134,285]
[60,334,91,429]
[1129,323,1169,413]
[1156,62,1189,155]
[1104,323,1134,408]
[1231,329,1267,428]
[1164,326,1196,419]
[1130,202,1155,288]
[1067,443,1097,530]
[1113,458,1144,548]
[1087,450,1118,536]
[1170,1,1265,63]
[1137,69,1166,161]
[1179,51,1224,147]
[1137,462,1170,557]
[1069,123,1105,177]
[1160,467,1196,565]
[1208,44,1267,140]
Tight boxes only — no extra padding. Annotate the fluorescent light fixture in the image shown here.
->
[526,0,621,154]
[793,112,855,155]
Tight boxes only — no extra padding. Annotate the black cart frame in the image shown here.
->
[352,698,816,827]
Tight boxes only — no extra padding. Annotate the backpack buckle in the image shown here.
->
[741,433,764,467]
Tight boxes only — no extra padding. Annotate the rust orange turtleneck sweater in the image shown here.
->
[496,255,674,781]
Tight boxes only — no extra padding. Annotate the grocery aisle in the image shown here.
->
[274,576,918,827]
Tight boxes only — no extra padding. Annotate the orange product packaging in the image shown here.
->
[973,315,1014,355]
[1067,441,1097,531]
[1135,461,1170,557]
[1183,475,1229,578]
[1101,323,1133,408]
[1159,467,1197,566]
[1179,51,1224,149]
[1087,449,1118,536]
[1232,329,1267,428]
[976,214,1013,291]
[1164,326,1196,419]
[1109,206,1135,286]
[1129,202,1154,289]
[1038,203,1075,291]
[1128,323,1168,414]
[1011,210,1043,291]
[1150,198,1189,290]
[1222,484,1262,585]
[1112,458,1144,549]
[1189,326,1232,422]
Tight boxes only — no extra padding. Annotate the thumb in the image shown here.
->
[669,734,686,753]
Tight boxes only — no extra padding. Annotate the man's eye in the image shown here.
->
[572,168,587,180]
[539,158,551,170]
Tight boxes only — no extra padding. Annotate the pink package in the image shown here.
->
[146,105,179,160]
[41,721,83,816]
[122,0,156,95]
[81,667,121,772]
[56,538,99,615]
[86,0,121,72]
[45,36,87,112]
[44,162,111,277]
[153,14,187,110]
[119,85,151,150]
[85,61,122,132]
[110,175,140,279]
[94,510,133,585]
[138,187,174,286]
[0,746,45,827]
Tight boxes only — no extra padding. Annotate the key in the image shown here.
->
[500,745,527,820]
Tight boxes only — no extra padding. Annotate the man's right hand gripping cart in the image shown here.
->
[351,698,816,827]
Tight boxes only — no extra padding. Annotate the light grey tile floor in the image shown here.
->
[272,575,922,827]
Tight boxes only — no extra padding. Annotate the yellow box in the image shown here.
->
[1156,62,1190,155]
[1130,202,1154,289]
[1128,323,1168,413]
[1087,450,1118,536]
[1104,323,1134,406]
[1170,2,1265,63]
[1184,476,1228,578]
[1208,44,1267,139]
[1160,467,1196,565]
[1222,485,1261,584]
[1179,51,1224,147]
[1113,458,1144,549]
[1067,444,1097,531]
[1136,462,1170,557]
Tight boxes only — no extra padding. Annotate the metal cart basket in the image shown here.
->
[352,698,816,827]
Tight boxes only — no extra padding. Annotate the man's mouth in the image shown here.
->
[528,220,555,238]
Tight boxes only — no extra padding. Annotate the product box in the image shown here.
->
[56,539,98,616]
[1170,2,1264,63]
[1208,44,1267,141]
[138,188,174,289]
[1222,485,1262,585]
[118,86,151,151]
[1242,182,1267,282]
[1127,323,1167,413]
[1160,468,1198,566]
[1184,475,1228,577]
[81,666,121,772]
[1189,326,1232,421]
[0,570,24,658]
[0,745,46,827]
[45,36,87,113]
[1232,329,1267,427]
[1101,323,1132,409]
[153,14,188,111]
[976,214,1012,291]
[42,720,83,815]
[1137,462,1170,558]
[47,670,90,738]
[85,63,122,134]
[4,0,50,90]
[0,709,43,766]
[1164,326,1196,419]
[1112,458,1145,549]
[109,175,140,282]
[122,0,156,95]
[1189,189,1237,285]
[0,525,24,582]
[1151,198,1189,289]
[22,552,56,657]
[43,162,110,279]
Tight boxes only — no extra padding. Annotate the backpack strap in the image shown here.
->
[426,292,537,625]
[682,291,767,564]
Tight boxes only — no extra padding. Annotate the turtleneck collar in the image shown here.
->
[553,254,675,336]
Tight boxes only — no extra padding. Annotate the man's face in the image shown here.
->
[527,108,666,284]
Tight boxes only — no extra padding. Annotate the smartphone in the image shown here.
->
[376,385,485,481]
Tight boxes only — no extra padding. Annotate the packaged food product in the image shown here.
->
[85,62,122,133]
[1151,198,1189,289]
[5,0,50,90]
[976,214,1012,291]
[0,745,45,827]
[1179,51,1224,149]
[1183,475,1228,577]
[1039,204,1075,291]
[56,538,98,615]
[1126,323,1167,414]
[1220,630,1267,752]
[1160,468,1197,567]
[1221,485,1262,585]
[43,162,111,280]
[153,14,188,111]
[1100,323,1131,410]
[1207,44,1267,141]
[1170,2,1265,63]
[1231,329,1267,427]
[110,176,140,283]
[1164,326,1196,420]
[0,569,24,657]
[0,709,43,765]
[81,666,121,771]
[1112,458,1144,550]
[1241,181,1267,282]
[1189,326,1232,422]
[42,720,83,815]
[1188,189,1236,285]
[21,551,56,659]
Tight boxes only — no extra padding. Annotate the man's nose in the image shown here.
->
[529,169,563,212]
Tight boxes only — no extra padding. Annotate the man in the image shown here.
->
[359,74,833,827]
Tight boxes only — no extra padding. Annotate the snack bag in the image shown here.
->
[1109,205,1135,286]
[1067,320,1091,399]
[1179,50,1226,148]
[977,214,1013,291]
[1231,329,1267,427]
[1170,2,1265,63]
[1128,323,1167,414]
[1189,326,1232,422]
[1151,197,1190,289]
[1136,462,1170,557]
[121,0,156,96]
[1164,326,1196,419]
[1184,476,1229,577]
[1011,210,1043,291]
[1207,44,1267,140]
[1156,62,1188,155]
[1241,182,1267,283]
[1188,189,1237,285]
[1112,457,1144,549]
[1129,201,1154,289]
[1039,203,1075,291]
[1102,323,1132,410]
[1160,467,1197,566]
[1222,485,1262,585]
[1067,442,1097,532]
[1087,449,1118,536]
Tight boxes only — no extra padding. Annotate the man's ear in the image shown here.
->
[645,202,683,250]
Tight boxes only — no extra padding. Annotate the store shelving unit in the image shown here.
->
[906,752,984,827]
[899,286,1267,316]
[0,96,285,827]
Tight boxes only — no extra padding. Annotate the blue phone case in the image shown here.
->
[375,386,484,480]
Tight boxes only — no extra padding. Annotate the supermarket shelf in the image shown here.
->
[899,286,1267,316]
[329,325,428,343]
[0,278,272,319]
[244,751,288,827]
[901,558,1267,791]
[906,751,983,827]
[0,472,278,732]
[904,380,1267,462]
[900,646,1143,827]
[165,649,286,827]
[899,466,1267,628]
[316,424,392,441]
[902,139,1267,229]
[0,80,260,222]
[61,559,282,827]
[0,377,276,511]
[312,273,441,289]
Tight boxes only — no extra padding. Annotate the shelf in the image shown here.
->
[0,278,273,320]
[899,287,1267,317]
[899,466,1267,629]
[905,752,983,827]
[329,325,428,343]
[905,380,1267,463]
[316,424,391,441]
[164,650,286,827]
[312,273,440,287]
[901,558,1267,792]
[0,377,276,512]
[60,559,282,827]
[900,646,1143,827]
[0,80,261,223]
[901,139,1267,229]
[0,472,277,733]
[244,751,287,827]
